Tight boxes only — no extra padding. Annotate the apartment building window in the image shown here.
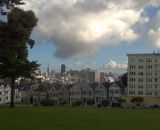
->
[146,72,152,75]
[155,64,158,69]
[146,65,152,70]
[155,71,158,76]
[130,58,136,62]
[138,85,143,89]
[146,91,152,95]
[146,58,152,62]
[129,85,135,88]
[0,92,2,95]
[146,85,152,89]
[155,59,157,63]
[5,91,8,94]
[138,78,143,82]
[0,98,1,101]
[155,91,157,96]
[138,65,143,69]
[155,78,158,82]
[155,84,157,89]
[138,91,143,95]
[130,65,136,69]
[146,78,152,82]
[129,91,135,95]
[130,78,136,82]
[129,72,136,75]
[138,59,143,62]
[138,72,143,76]
[6,96,8,100]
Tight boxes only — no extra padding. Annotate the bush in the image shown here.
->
[118,98,126,103]
[130,97,144,103]
[60,101,67,106]
[40,99,54,106]
[87,99,95,106]
[72,100,82,106]
[101,99,109,107]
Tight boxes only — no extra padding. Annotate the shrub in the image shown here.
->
[101,99,109,107]
[72,100,82,106]
[40,99,54,106]
[87,99,95,106]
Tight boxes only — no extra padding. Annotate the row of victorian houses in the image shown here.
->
[33,81,123,106]
[0,76,124,106]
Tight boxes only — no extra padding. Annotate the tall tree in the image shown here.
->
[0,8,39,107]
[0,0,24,9]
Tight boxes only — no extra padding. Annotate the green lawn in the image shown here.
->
[0,107,160,130]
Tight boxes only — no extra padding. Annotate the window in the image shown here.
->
[138,72,143,76]
[138,65,143,69]
[155,78,158,82]
[138,78,143,82]
[146,58,152,62]
[138,91,143,95]
[155,59,157,63]
[155,91,157,96]
[0,92,2,95]
[146,85,152,89]
[0,98,1,101]
[138,85,143,89]
[146,65,152,70]
[129,91,135,95]
[155,84,157,89]
[146,91,152,95]
[146,78,152,82]
[6,96,8,100]
[146,72,152,75]
[138,59,143,62]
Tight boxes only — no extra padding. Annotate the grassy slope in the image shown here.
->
[0,107,160,130]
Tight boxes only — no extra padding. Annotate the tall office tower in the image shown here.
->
[88,70,100,83]
[47,64,50,76]
[61,64,66,74]
[127,52,160,105]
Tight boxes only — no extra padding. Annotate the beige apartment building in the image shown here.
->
[127,53,160,105]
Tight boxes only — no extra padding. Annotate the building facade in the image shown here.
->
[127,53,160,105]
[0,85,21,105]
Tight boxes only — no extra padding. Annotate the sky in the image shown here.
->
[21,0,160,73]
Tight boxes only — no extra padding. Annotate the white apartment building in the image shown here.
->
[127,53,160,105]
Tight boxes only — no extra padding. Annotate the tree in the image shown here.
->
[0,8,39,107]
[0,0,24,9]
[119,73,128,87]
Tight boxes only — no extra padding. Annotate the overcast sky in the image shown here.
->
[22,0,160,73]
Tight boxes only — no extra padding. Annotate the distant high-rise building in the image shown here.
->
[61,64,66,74]
[47,64,50,76]
[88,70,100,83]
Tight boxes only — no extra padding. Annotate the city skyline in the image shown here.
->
[23,0,160,73]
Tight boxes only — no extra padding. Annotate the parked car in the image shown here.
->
[149,104,160,108]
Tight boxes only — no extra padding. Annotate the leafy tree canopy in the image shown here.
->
[0,8,39,107]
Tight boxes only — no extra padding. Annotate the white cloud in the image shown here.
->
[103,60,127,70]
[147,11,160,48]
[148,28,160,47]
[22,0,160,59]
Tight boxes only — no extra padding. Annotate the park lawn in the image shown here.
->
[0,107,160,130]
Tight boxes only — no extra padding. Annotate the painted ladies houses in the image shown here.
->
[0,85,21,105]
